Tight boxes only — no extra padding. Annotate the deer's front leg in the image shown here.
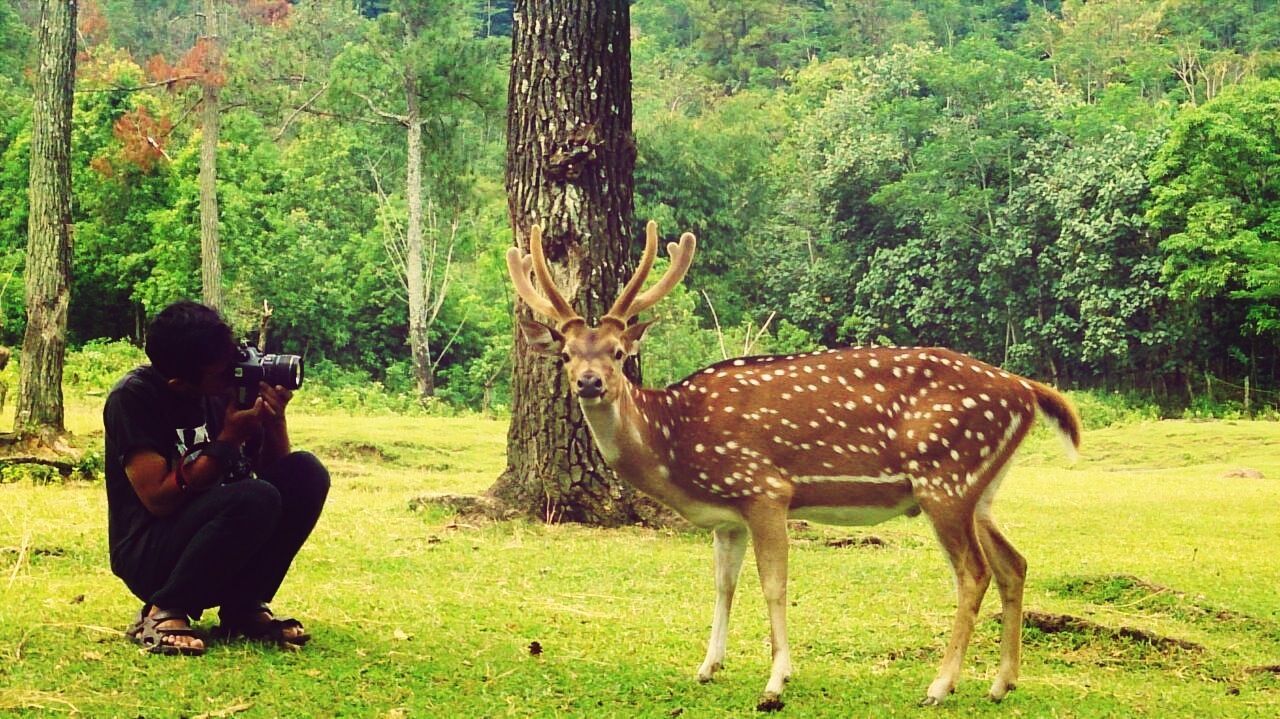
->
[746,504,791,711]
[698,524,749,682]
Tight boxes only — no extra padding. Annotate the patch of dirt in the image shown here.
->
[1221,468,1264,479]
[1020,610,1204,653]
[1046,574,1268,630]
[315,440,400,464]
[824,535,889,549]
[409,493,513,521]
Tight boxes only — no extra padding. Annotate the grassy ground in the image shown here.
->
[2,399,1279,718]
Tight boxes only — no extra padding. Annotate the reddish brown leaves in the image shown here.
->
[146,38,224,92]
[240,0,292,26]
[101,107,173,173]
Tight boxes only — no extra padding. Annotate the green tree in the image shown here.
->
[330,0,497,401]
[1148,79,1280,362]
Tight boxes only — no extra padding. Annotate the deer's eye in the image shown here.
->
[614,349,625,361]
[560,352,570,363]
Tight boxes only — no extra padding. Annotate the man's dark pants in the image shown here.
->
[114,451,329,616]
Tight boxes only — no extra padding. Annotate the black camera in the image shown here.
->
[232,343,303,408]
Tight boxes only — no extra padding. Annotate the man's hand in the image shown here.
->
[258,383,292,425]
[220,396,264,445]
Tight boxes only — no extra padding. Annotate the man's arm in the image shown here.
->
[124,449,232,517]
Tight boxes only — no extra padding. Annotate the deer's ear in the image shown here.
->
[519,320,565,356]
[620,320,657,355]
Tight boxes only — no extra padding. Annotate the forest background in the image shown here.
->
[2,0,1279,417]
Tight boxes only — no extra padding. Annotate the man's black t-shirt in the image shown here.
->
[103,366,254,573]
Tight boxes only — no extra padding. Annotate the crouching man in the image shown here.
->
[104,300,329,655]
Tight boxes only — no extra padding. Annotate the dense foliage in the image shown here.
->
[1,0,1279,412]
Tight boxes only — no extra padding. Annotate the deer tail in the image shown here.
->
[1031,381,1082,462]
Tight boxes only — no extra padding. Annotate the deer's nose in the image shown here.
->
[577,371,605,398]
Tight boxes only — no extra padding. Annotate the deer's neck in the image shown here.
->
[579,383,673,488]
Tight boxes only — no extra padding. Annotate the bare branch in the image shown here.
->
[702,289,728,360]
[75,75,202,94]
[355,91,408,126]
[274,81,331,141]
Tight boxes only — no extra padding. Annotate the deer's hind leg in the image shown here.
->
[975,468,1026,701]
[915,485,991,706]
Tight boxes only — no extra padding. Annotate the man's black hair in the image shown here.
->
[144,300,237,383]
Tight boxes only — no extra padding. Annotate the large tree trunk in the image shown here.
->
[15,0,76,444]
[198,0,223,310]
[404,72,434,400]
[489,0,661,526]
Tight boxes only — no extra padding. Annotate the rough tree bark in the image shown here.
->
[403,70,434,400]
[198,0,223,310]
[15,0,76,446]
[488,0,664,526]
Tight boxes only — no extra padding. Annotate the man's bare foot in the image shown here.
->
[244,609,306,643]
[128,606,205,655]
[216,603,309,645]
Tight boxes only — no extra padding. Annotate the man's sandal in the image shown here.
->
[214,602,310,646]
[126,606,205,656]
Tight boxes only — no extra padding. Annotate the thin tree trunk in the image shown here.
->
[199,0,223,310]
[490,0,661,526]
[15,0,76,443]
[404,72,433,400]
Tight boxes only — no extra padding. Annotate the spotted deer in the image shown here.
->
[507,222,1082,709]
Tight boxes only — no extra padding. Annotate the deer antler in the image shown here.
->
[607,223,697,322]
[505,225,581,326]
[605,220,659,323]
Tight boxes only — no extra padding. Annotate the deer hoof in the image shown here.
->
[989,679,1017,702]
[756,693,785,712]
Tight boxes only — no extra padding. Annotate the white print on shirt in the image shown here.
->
[175,424,211,463]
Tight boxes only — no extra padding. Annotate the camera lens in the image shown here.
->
[262,353,303,390]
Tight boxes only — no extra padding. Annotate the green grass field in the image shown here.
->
[2,399,1279,717]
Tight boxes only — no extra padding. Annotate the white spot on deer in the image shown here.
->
[869,358,880,368]
[808,384,818,391]
[782,393,793,400]
[733,359,746,366]
[862,395,873,404]
[950,449,960,461]
[886,428,898,440]
[724,406,735,413]
[962,397,977,409]
[853,368,865,379]
[984,410,996,421]
[694,443,705,453]
[703,368,715,375]
[918,441,928,453]
[874,383,886,392]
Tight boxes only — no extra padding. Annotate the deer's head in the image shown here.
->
[507,222,696,405]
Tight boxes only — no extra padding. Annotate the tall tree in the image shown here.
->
[331,0,493,402]
[198,0,224,310]
[489,0,661,525]
[15,0,76,445]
